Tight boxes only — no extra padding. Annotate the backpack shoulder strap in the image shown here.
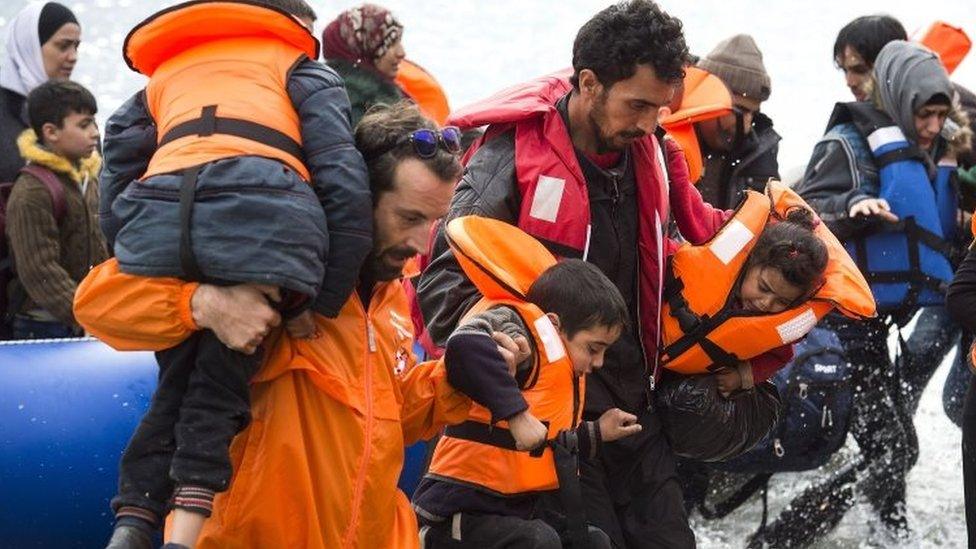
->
[19,164,67,223]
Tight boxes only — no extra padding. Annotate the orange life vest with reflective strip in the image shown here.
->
[660,66,733,184]
[660,181,876,374]
[124,1,319,180]
[426,216,584,495]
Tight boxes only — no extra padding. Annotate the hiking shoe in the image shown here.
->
[104,525,152,549]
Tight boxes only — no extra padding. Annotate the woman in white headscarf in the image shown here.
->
[0,2,80,181]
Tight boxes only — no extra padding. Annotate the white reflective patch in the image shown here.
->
[529,175,565,223]
[709,219,754,265]
[534,314,567,363]
[776,308,818,344]
[938,157,959,168]
[866,126,906,152]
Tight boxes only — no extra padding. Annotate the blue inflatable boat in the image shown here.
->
[0,338,428,547]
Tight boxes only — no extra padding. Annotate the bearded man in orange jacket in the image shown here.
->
[73,102,516,549]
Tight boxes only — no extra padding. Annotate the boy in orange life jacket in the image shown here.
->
[413,259,641,548]
[100,1,373,548]
[712,208,829,396]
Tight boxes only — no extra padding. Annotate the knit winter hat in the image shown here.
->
[322,4,403,67]
[697,34,771,102]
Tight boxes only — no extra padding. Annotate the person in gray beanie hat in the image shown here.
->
[697,33,771,104]
[689,33,781,210]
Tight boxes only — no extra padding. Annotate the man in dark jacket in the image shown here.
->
[417,1,730,547]
[692,34,780,210]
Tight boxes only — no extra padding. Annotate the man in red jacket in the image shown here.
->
[415,1,752,546]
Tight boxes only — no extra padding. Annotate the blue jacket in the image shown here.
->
[100,59,372,316]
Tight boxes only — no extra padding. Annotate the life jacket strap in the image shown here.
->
[663,264,701,333]
[443,420,549,458]
[874,144,926,169]
[852,216,951,317]
[178,165,204,281]
[159,105,305,163]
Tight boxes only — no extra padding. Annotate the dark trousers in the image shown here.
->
[963,375,976,546]
[111,329,261,521]
[578,408,696,549]
[901,305,971,425]
[419,513,612,549]
[753,316,917,546]
[10,315,77,339]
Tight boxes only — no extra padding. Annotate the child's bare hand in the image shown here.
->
[714,367,743,398]
[508,410,548,451]
[286,310,318,340]
[492,331,531,377]
[598,408,642,442]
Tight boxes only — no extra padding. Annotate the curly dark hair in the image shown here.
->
[571,0,688,90]
[745,208,829,297]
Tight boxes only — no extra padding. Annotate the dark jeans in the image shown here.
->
[419,513,612,549]
[964,375,976,547]
[111,329,261,522]
[579,408,696,549]
[901,305,971,425]
[752,316,917,546]
[10,315,77,340]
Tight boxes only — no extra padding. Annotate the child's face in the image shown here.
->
[738,265,804,314]
[44,110,99,162]
[561,323,622,377]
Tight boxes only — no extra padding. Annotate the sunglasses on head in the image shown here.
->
[397,126,463,158]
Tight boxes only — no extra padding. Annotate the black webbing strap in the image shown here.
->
[550,430,590,549]
[698,472,773,520]
[874,144,926,168]
[664,267,701,334]
[159,105,305,162]
[443,420,548,458]
[699,337,741,371]
[851,216,950,318]
[178,166,204,281]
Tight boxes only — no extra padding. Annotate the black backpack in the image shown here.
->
[0,164,67,332]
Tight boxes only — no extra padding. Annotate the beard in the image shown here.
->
[364,244,418,281]
[588,96,645,153]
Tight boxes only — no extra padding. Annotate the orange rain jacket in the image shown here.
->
[73,259,471,548]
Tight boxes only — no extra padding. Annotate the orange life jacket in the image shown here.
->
[660,181,876,374]
[426,215,584,495]
[916,21,971,75]
[660,66,733,184]
[395,59,450,126]
[124,1,319,180]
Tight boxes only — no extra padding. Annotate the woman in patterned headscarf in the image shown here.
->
[323,3,406,125]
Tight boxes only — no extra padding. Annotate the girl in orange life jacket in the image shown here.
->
[710,208,829,397]
[414,258,642,548]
